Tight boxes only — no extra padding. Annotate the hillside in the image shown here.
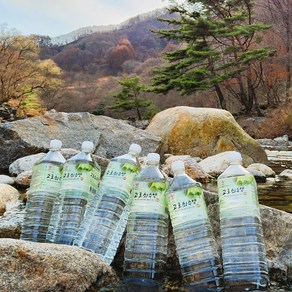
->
[37,7,187,117]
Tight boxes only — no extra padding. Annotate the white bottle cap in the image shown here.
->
[171,160,185,173]
[129,143,142,155]
[49,139,62,150]
[228,151,242,162]
[81,141,94,153]
[147,153,160,163]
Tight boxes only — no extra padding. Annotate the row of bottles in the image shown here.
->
[20,140,269,291]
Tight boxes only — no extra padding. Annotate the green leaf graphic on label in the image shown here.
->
[59,167,63,174]
[76,163,93,172]
[149,182,167,192]
[236,176,253,185]
[121,163,138,173]
[186,186,202,198]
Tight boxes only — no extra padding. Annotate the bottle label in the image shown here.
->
[100,161,138,193]
[167,186,208,226]
[130,181,167,215]
[60,163,101,197]
[29,162,63,193]
[218,175,260,218]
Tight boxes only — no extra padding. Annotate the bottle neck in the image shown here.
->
[147,161,159,167]
[229,160,242,166]
[129,151,138,157]
[173,170,185,176]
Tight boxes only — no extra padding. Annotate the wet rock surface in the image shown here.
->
[0,238,119,291]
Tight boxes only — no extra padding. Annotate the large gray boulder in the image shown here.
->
[0,111,161,172]
[146,107,267,164]
[0,239,119,291]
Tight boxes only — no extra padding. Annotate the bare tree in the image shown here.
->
[258,0,292,100]
[0,25,63,113]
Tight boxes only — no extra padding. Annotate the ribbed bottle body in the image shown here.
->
[74,154,139,264]
[123,164,168,289]
[76,188,129,255]
[21,151,65,242]
[102,195,131,264]
[218,163,269,291]
[47,153,101,245]
[167,174,222,291]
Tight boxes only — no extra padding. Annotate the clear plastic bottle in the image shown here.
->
[217,151,269,291]
[73,143,141,264]
[46,141,101,245]
[20,139,66,242]
[123,153,168,290]
[166,160,222,291]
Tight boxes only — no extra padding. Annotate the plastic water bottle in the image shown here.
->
[20,140,65,242]
[217,151,269,291]
[123,153,168,290]
[73,143,141,264]
[47,141,101,245]
[166,160,222,291]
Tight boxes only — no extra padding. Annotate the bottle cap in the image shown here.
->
[49,139,62,150]
[171,160,185,173]
[81,141,94,153]
[129,143,142,155]
[228,151,242,162]
[147,153,160,163]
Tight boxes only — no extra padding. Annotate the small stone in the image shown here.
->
[0,175,15,185]
[0,203,6,216]
[279,169,292,179]
[15,170,32,188]
[0,184,19,208]
[247,163,275,177]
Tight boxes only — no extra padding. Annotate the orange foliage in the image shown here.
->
[106,37,135,73]
[263,63,287,86]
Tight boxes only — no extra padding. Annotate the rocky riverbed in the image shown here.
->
[0,107,291,291]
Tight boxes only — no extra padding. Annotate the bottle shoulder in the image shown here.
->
[167,174,200,193]
[111,153,138,165]
[135,165,165,182]
[67,152,93,163]
[37,151,65,164]
[218,164,251,179]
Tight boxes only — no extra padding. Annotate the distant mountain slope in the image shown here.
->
[50,7,168,45]
[40,7,177,76]
[50,24,119,45]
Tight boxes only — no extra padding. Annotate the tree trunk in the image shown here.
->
[214,83,226,110]
[236,76,251,113]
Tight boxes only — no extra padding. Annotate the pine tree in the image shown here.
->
[151,0,274,113]
[109,75,152,120]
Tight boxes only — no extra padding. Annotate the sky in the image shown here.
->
[0,0,173,37]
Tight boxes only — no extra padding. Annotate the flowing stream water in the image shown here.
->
[258,149,292,214]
